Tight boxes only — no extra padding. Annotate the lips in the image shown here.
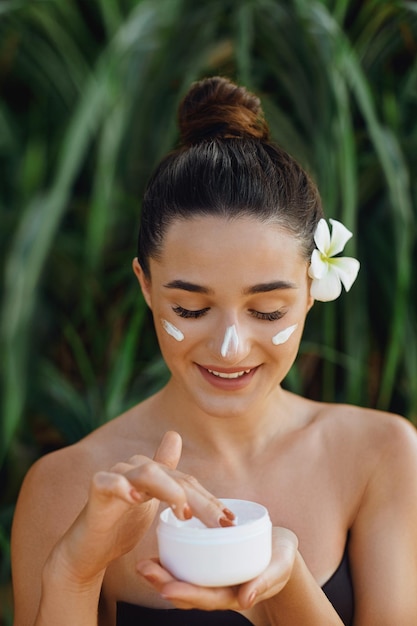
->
[197,364,257,389]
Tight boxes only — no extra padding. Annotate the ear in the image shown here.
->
[132,258,152,309]
[306,273,315,313]
[306,292,315,313]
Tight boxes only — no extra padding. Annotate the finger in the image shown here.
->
[237,527,298,608]
[110,461,140,474]
[137,558,178,593]
[160,579,239,611]
[178,475,235,528]
[137,559,240,611]
[124,461,190,519]
[114,431,182,474]
[108,459,178,507]
[153,431,182,470]
[93,471,143,505]
[81,472,144,537]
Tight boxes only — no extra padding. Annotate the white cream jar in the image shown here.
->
[157,498,272,587]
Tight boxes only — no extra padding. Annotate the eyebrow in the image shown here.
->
[163,279,297,295]
[163,280,213,294]
[243,280,298,294]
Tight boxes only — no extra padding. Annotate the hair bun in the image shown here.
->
[178,76,270,145]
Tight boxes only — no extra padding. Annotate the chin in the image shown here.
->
[189,390,260,420]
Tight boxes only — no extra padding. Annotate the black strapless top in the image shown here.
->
[117,544,354,625]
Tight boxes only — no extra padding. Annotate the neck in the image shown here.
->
[152,379,307,458]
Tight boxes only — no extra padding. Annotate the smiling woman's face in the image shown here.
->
[133,216,314,419]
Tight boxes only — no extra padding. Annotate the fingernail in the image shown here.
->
[137,564,157,584]
[247,589,258,606]
[142,572,158,584]
[129,488,143,502]
[183,503,193,520]
[222,507,236,521]
[219,516,235,527]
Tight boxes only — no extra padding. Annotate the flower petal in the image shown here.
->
[313,219,331,254]
[328,219,353,256]
[329,256,360,292]
[308,249,328,279]
[310,270,342,302]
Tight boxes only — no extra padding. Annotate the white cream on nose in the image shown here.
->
[221,324,239,358]
[161,319,185,342]
[272,323,298,345]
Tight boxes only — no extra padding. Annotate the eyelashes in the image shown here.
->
[172,305,209,319]
[172,305,284,322]
[250,309,284,322]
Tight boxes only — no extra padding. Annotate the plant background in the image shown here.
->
[1,0,417,622]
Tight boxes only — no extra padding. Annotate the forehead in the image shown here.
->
[151,216,307,286]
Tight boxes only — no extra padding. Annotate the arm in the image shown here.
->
[11,446,101,626]
[258,415,417,625]
[11,431,230,626]
[260,548,344,625]
[349,416,417,625]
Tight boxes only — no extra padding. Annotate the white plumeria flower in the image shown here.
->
[308,218,360,302]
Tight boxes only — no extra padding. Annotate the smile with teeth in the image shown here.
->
[207,368,252,379]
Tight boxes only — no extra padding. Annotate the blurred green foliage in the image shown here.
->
[1,0,417,621]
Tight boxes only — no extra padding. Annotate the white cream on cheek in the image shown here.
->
[221,324,239,358]
[272,323,298,346]
[161,319,184,342]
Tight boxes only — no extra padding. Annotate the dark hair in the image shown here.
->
[137,76,323,278]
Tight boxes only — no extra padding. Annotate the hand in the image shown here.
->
[49,431,232,585]
[137,527,298,611]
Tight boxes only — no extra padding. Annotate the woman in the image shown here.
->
[11,77,417,625]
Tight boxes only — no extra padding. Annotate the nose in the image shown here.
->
[209,321,250,362]
[221,324,239,358]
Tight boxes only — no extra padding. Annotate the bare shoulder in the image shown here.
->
[11,421,122,562]
[317,400,417,462]
[15,437,101,525]
[332,408,417,622]
[11,399,159,623]
[14,397,160,525]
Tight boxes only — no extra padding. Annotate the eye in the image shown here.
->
[172,305,210,319]
[249,309,285,322]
